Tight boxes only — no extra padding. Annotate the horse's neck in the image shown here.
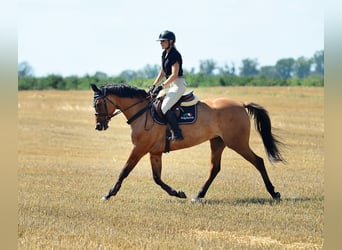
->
[116,97,148,121]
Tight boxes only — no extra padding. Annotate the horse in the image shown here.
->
[90,83,284,201]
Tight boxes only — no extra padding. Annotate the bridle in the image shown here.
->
[94,93,151,124]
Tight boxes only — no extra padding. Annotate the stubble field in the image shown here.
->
[18,86,324,249]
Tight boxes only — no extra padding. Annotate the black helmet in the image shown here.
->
[157,30,176,42]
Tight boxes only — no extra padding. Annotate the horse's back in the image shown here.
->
[182,97,249,134]
[202,97,243,109]
[198,97,251,143]
[199,97,248,122]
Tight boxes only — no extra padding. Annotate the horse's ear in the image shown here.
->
[90,84,99,92]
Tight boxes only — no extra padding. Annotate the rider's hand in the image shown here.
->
[153,85,163,95]
[148,85,155,95]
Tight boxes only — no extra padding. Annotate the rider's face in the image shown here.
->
[160,40,170,49]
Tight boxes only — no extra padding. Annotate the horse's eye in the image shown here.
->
[95,100,102,107]
[96,101,105,110]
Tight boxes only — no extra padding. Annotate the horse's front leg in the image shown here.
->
[102,147,146,201]
[150,153,187,199]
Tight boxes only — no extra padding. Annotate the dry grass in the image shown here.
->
[18,87,323,249]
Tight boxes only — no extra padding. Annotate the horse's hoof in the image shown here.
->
[191,198,198,203]
[101,195,110,201]
[191,197,202,203]
[273,192,281,201]
[178,190,187,199]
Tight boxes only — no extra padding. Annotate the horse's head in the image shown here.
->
[91,84,117,131]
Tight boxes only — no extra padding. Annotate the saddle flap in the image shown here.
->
[151,103,197,125]
[152,89,199,124]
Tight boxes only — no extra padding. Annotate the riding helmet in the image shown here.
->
[157,30,176,42]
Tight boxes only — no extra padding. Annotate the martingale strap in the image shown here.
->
[126,103,151,124]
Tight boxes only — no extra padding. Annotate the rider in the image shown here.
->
[150,30,187,141]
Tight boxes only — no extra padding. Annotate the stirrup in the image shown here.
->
[171,131,184,141]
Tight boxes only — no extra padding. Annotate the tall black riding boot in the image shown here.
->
[165,110,184,141]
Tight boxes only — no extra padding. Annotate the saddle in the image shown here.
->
[151,90,199,125]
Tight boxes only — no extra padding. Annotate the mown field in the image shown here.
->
[18,86,324,249]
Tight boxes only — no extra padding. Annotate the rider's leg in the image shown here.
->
[161,78,187,141]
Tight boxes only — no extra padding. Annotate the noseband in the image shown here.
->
[94,95,121,122]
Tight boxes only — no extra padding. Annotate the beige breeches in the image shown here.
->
[161,77,187,114]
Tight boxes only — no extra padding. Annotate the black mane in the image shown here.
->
[101,83,148,99]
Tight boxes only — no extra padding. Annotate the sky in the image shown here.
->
[18,0,324,77]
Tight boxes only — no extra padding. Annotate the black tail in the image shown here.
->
[244,103,284,163]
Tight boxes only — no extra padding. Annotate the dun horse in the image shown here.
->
[91,83,284,201]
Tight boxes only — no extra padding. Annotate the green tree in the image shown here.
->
[45,74,66,89]
[94,71,108,79]
[260,66,278,78]
[18,77,37,90]
[312,50,324,75]
[218,63,236,76]
[119,70,138,81]
[294,57,312,78]
[18,61,34,77]
[275,58,295,79]
[65,76,81,89]
[239,58,259,77]
[141,64,159,79]
[199,59,217,76]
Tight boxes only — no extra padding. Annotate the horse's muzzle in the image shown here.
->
[96,121,108,131]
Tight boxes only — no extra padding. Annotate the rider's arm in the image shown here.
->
[152,68,165,86]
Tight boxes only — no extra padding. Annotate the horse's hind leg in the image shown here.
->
[192,137,225,201]
[150,153,187,199]
[236,146,280,200]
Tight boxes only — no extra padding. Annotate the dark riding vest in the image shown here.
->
[162,47,183,79]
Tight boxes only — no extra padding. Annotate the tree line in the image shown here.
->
[18,50,323,90]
